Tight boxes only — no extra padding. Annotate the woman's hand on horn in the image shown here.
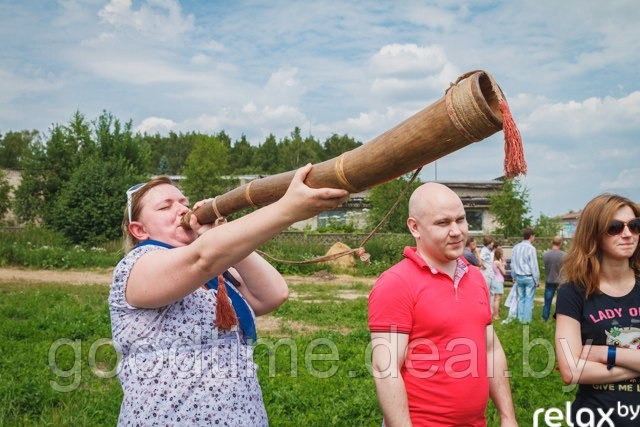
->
[188,198,218,236]
[279,163,350,222]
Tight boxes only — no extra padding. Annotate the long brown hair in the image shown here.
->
[561,194,640,298]
[494,246,503,261]
[121,176,180,253]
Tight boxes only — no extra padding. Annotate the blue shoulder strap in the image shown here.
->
[134,239,256,343]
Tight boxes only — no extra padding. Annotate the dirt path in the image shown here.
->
[0,267,375,287]
[0,267,114,285]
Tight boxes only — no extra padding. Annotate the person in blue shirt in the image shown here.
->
[510,227,540,323]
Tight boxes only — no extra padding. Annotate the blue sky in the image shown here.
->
[1,0,638,218]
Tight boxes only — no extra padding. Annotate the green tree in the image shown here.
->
[230,135,255,173]
[322,133,362,160]
[367,175,422,233]
[14,111,150,244]
[94,111,150,172]
[488,178,532,237]
[48,155,144,245]
[156,156,170,174]
[215,130,232,149]
[254,134,280,174]
[13,118,86,223]
[278,128,323,171]
[0,130,39,169]
[534,213,562,236]
[181,134,232,202]
[46,111,150,244]
[0,169,12,221]
[141,131,197,175]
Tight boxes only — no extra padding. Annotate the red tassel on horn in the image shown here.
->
[215,275,238,330]
[500,99,527,178]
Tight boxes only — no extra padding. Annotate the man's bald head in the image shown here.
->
[406,182,468,267]
[408,182,464,220]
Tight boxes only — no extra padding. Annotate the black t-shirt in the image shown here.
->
[556,280,640,425]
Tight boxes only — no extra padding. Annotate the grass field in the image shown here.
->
[0,280,572,426]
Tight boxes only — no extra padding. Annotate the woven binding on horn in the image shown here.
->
[334,154,359,193]
[244,180,257,208]
[445,73,495,142]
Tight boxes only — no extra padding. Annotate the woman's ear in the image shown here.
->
[129,221,149,241]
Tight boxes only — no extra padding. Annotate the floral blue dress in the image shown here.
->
[109,244,267,426]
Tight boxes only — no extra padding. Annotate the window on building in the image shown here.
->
[466,209,483,231]
[317,210,346,227]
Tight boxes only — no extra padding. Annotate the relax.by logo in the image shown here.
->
[533,402,640,426]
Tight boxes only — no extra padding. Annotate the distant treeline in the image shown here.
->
[0,114,362,176]
[0,110,399,246]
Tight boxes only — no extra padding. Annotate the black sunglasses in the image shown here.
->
[606,218,640,236]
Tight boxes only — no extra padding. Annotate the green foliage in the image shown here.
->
[257,240,330,275]
[13,112,93,223]
[0,226,120,269]
[254,134,281,174]
[488,178,532,237]
[0,129,39,168]
[278,128,323,171]
[48,156,145,245]
[230,134,254,173]
[14,111,149,244]
[156,155,170,174]
[322,133,362,160]
[533,213,562,237]
[93,112,150,172]
[367,175,422,233]
[181,133,233,202]
[142,131,195,175]
[0,169,12,220]
[315,217,358,233]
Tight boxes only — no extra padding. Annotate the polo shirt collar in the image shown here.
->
[402,246,469,277]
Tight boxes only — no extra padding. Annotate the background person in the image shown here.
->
[368,182,516,426]
[492,246,507,320]
[480,236,495,292]
[463,236,480,266]
[109,165,349,425]
[510,228,539,323]
[541,236,566,322]
[555,194,640,426]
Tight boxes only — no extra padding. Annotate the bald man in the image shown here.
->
[368,183,517,426]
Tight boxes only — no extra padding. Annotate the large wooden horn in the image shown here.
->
[182,70,525,228]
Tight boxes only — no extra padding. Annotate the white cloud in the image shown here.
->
[191,53,211,65]
[370,44,449,77]
[80,32,116,47]
[136,116,177,134]
[0,68,62,103]
[520,91,640,138]
[98,0,195,42]
[262,67,305,106]
[76,54,194,85]
[201,40,225,52]
[600,169,640,190]
[136,103,309,142]
[368,44,459,102]
[399,4,460,30]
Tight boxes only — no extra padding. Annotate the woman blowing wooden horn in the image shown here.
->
[109,164,349,425]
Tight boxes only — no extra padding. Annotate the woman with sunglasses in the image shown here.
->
[555,194,640,426]
[109,164,349,426]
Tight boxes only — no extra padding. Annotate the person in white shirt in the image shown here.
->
[479,236,495,292]
[510,227,540,323]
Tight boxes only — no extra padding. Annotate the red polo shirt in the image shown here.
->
[368,247,492,426]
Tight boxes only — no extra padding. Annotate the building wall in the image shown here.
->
[1,169,22,224]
